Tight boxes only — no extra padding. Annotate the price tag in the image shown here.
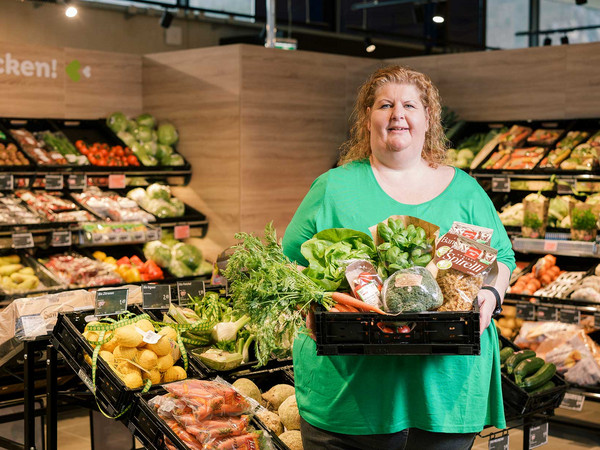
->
[107,233,118,243]
[18,314,48,338]
[517,302,536,321]
[132,231,145,242]
[0,174,14,190]
[68,174,87,190]
[543,240,558,252]
[142,284,171,310]
[108,174,126,189]
[594,311,600,328]
[491,177,510,193]
[95,288,128,316]
[51,230,71,247]
[12,232,34,249]
[146,228,161,241]
[488,434,509,450]
[559,308,580,324]
[560,392,585,411]
[536,305,558,321]
[92,234,104,244]
[174,225,190,240]
[78,368,96,393]
[45,174,63,190]
[118,233,130,243]
[177,280,205,305]
[528,422,548,449]
[557,177,576,195]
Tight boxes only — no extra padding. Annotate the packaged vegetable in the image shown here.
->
[433,232,497,311]
[143,240,172,268]
[345,260,383,309]
[381,266,443,313]
[522,193,549,239]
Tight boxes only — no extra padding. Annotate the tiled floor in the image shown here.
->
[51,401,600,450]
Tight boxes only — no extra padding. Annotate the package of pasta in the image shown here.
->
[432,233,497,311]
[447,221,493,245]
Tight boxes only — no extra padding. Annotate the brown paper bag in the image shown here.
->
[522,196,549,239]
[569,201,599,241]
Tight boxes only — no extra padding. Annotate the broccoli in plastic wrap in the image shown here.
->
[382,266,443,313]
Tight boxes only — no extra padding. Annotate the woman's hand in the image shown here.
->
[477,288,497,335]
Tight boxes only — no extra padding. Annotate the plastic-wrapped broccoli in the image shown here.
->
[147,183,171,201]
[172,243,202,271]
[169,260,194,277]
[126,187,148,205]
[143,240,172,268]
[169,198,185,217]
[382,266,443,313]
[146,199,175,218]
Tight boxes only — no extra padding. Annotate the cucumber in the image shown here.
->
[529,381,556,395]
[514,357,545,385]
[521,363,557,392]
[499,347,514,364]
[506,350,536,374]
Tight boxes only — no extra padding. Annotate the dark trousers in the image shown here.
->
[300,417,477,450]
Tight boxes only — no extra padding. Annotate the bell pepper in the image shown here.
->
[116,256,131,266]
[130,255,144,267]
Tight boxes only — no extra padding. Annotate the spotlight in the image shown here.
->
[543,36,552,46]
[364,37,376,53]
[432,15,444,24]
[561,35,569,44]
[160,10,174,29]
[65,6,78,18]
[575,0,587,5]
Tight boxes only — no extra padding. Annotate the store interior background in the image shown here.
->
[2,0,600,449]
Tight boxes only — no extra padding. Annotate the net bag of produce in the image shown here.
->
[432,233,497,311]
[381,266,443,313]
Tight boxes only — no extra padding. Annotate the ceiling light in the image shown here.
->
[160,10,174,29]
[543,36,552,46]
[432,15,444,24]
[561,35,569,44]
[65,6,78,18]
[364,37,376,53]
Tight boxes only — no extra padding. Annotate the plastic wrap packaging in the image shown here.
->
[522,194,549,239]
[381,266,442,313]
[431,233,497,311]
[148,378,272,450]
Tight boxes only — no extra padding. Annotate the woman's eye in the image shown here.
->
[405,104,415,109]
[381,104,392,109]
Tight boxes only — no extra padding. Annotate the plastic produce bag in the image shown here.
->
[143,240,172,268]
[381,266,442,313]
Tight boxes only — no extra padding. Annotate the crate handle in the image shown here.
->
[376,321,416,334]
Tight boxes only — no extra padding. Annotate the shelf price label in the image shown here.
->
[559,308,580,324]
[174,225,190,240]
[68,174,87,190]
[146,228,161,241]
[95,288,128,317]
[528,422,548,449]
[0,174,14,190]
[536,305,558,321]
[108,174,126,189]
[51,230,71,247]
[594,311,600,328]
[12,232,34,249]
[560,392,585,411]
[142,284,171,310]
[45,174,64,190]
[557,177,576,195]
[516,302,536,321]
[543,240,558,252]
[488,433,509,450]
[491,177,510,193]
[177,280,205,305]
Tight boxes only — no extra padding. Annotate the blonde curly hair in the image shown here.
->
[338,65,448,167]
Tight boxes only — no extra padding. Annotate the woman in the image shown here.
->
[282,65,515,449]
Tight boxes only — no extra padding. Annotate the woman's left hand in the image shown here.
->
[477,288,498,335]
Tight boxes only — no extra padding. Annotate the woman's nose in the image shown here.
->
[391,105,404,120]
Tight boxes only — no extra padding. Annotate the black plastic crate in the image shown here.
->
[51,305,199,418]
[499,335,568,418]
[314,303,480,356]
[129,383,289,450]
[0,125,36,169]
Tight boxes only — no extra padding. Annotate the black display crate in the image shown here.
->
[499,335,568,418]
[129,383,288,450]
[51,305,199,418]
[314,303,480,356]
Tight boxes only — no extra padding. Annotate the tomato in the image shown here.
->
[75,140,85,149]
[99,158,108,166]
[127,155,138,165]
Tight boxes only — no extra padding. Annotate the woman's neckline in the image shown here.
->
[364,159,458,207]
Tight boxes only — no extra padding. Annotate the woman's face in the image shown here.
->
[367,83,429,163]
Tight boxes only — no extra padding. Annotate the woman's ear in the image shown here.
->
[366,107,371,132]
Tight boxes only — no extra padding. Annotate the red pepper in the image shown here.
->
[116,256,130,266]
[130,255,143,267]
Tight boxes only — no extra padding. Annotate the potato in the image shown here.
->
[262,384,295,411]
[136,349,158,370]
[116,361,140,376]
[142,368,161,385]
[101,334,119,353]
[145,336,171,356]
[156,353,174,372]
[279,395,300,430]
[113,345,137,361]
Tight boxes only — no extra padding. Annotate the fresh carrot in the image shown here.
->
[328,306,340,312]
[335,304,360,313]
[330,292,387,315]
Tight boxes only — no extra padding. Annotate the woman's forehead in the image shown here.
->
[373,82,423,100]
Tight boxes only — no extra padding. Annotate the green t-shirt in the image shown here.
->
[282,159,516,435]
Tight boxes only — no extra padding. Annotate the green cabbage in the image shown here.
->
[136,113,156,129]
[156,144,173,162]
[147,183,171,201]
[142,141,158,156]
[172,243,203,271]
[157,123,179,145]
[126,187,148,204]
[169,260,194,277]
[134,126,154,143]
[164,154,185,166]
[170,198,185,216]
[106,112,128,133]
[116,131,136,148]
[126,119,138,133]
[143,240,172,268]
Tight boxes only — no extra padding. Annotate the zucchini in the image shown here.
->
[499,347,514,364]
[529,381,556,395]
[514,357,545,385]
[506,349,536,374]
[521,363,557,391]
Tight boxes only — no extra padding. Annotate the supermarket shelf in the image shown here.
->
[512,238,598,257]
[472,172,600,181]
[504,295,600,312]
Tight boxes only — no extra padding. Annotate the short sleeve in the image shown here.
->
[282,173,329,265]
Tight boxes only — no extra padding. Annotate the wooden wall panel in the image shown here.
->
[565,43,600,118]
[239,46,367,236]
[142,46,241,246]
[64,48,142,118]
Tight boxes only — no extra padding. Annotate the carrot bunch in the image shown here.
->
[510,254,562,295]
[327,291,386,315]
